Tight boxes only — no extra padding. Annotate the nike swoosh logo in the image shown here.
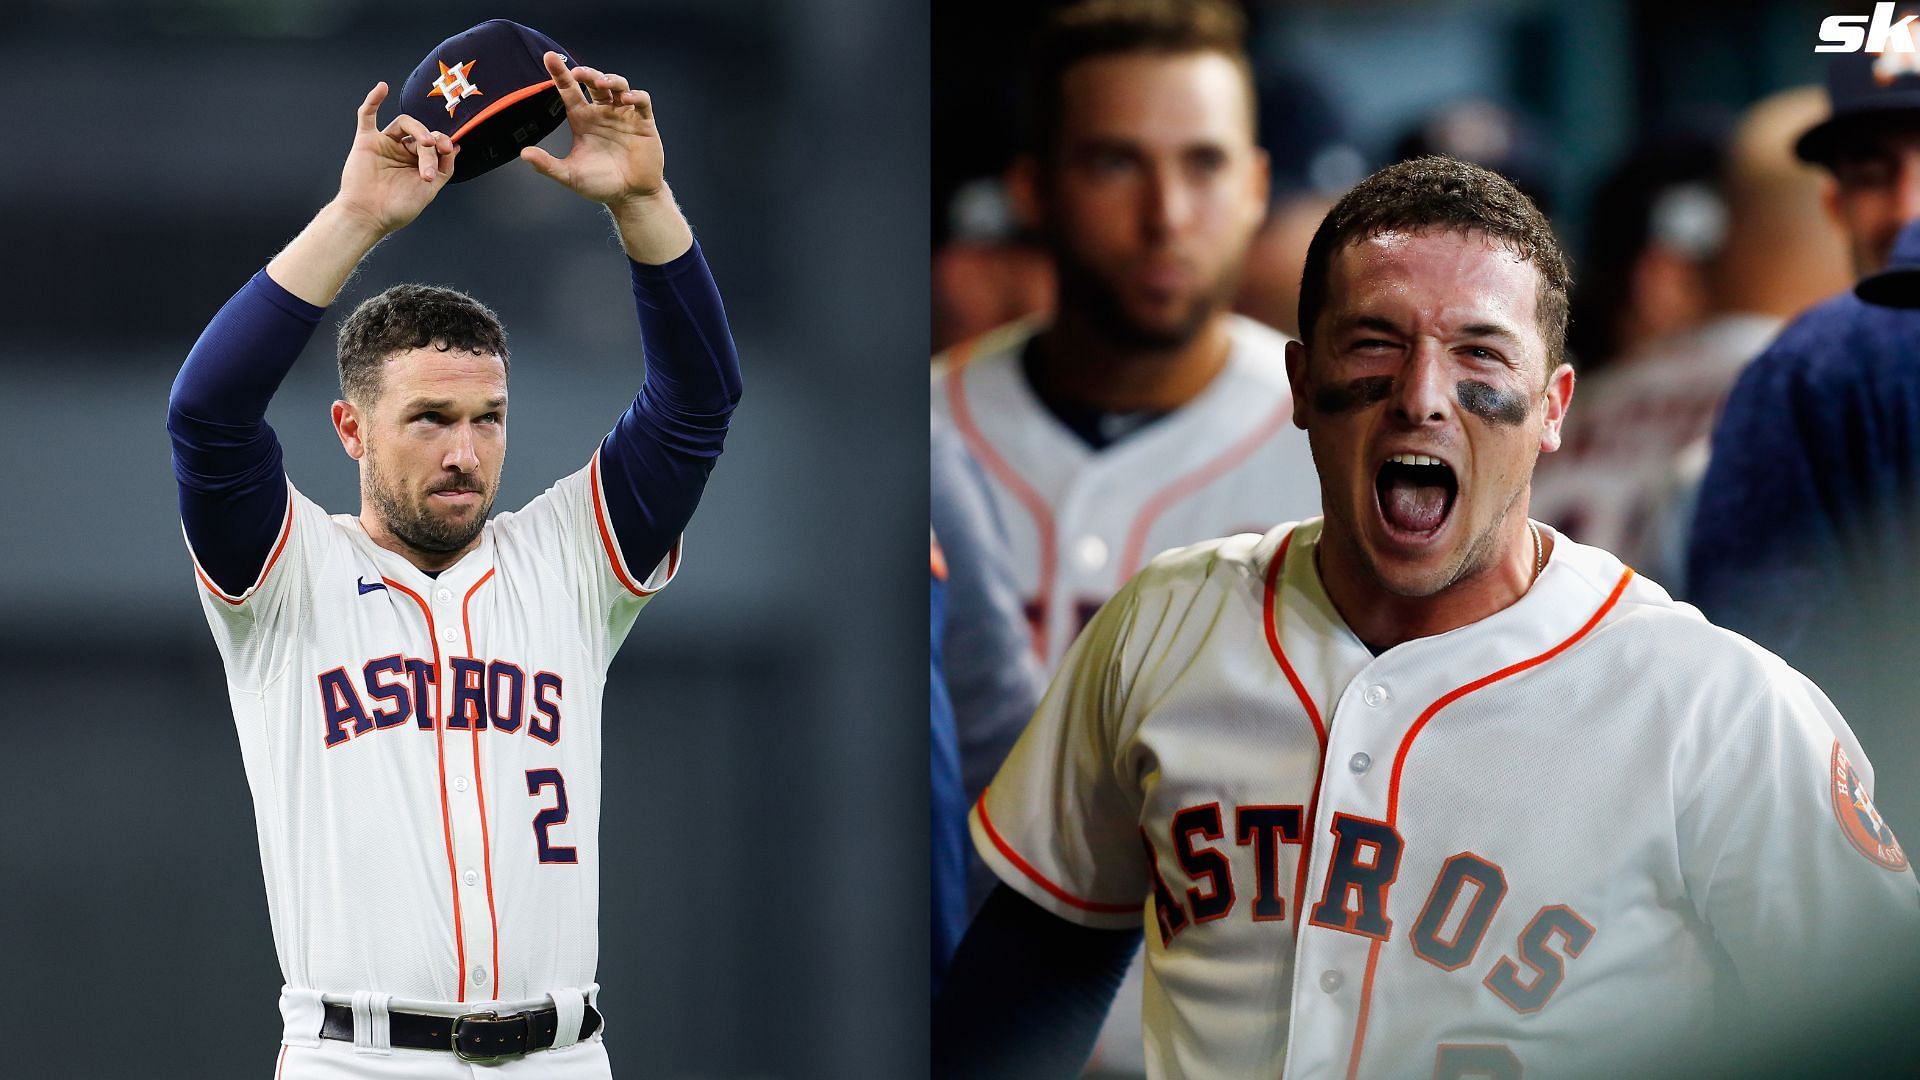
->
[357,577,387,595]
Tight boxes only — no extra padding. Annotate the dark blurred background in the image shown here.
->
[0,1,926,1077]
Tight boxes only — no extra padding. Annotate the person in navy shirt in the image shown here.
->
[1689,49,1920,840]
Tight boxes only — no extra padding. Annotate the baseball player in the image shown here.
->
[166,49,740,1077]
[929,0,1320,673]
[932,157,1920,1079]
[930,4,1320,1063]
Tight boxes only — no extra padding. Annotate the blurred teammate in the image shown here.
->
[934,155,1919,1080]
[1690,47,1920,837]
[930,0,1317,670]
[929,2,1320,1067]
[1533,89,1848,591]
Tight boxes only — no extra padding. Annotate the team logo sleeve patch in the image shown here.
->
[1830,742,1908,871]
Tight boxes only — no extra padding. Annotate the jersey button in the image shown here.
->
[1362,684,1390,708]
[471,966,488,987]
[1319,970,1343,993]
[1348,752,1371,774]
[441,627,458,644]
[464,869,479,886]
[453,777,469,792]
[437,588,453,603]
[1074,536,1109,572]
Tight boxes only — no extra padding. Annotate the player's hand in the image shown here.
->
[520,52,665,208]
[334,81,458,237]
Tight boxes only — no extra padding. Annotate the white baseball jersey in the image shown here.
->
[973,518,1920,1079]
[190,449,677,1013]
[931,316,1320,669]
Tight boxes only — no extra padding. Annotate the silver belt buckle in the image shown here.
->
[452,1009,530,1063]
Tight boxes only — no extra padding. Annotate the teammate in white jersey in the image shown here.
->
[930,0,1318,671]
[931,6,1319,1066]
[932,157,1920,1079]
[167,50,741,1077]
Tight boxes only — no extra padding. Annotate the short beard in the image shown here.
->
[1051,240,1236,352]
[366,462,493,557]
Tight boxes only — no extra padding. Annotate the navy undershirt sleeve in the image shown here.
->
[598,239,742,577]
[932,884,1142,1079]
[168,270,324,596]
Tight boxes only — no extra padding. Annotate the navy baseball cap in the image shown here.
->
[399,20,573,184]
[1855,220,1920,307]
[1796,24,1920,165]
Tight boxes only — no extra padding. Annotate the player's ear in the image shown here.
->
[1285,338,1310,432]
[1537,361,1575,453]
[332,399,368,461]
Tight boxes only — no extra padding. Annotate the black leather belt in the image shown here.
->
[320,1001,602,1062]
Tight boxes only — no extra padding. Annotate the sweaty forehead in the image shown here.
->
[1325,229,1543,338]
[1057,51,1253,150]
[379,347,508,401]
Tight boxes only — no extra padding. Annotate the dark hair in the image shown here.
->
[336,284,509,405]
[1024,0,1256,163]
[1297,156,1573,370]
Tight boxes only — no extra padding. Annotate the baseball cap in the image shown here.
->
[399,20,573,184]
[1795,27,1920,165]
[1855,219,1920,306]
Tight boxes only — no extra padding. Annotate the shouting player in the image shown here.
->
[932,157,1920,1078]
[167,51,740,1076]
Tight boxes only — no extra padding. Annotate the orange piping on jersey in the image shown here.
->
[975,790,1138,915]
[1385,568,1633,822]
[383,576,468,1002]
[1342,565,1635,1080]
[1344,940,1385,1079]
[589,448,678,597]
[449,80,556,144]
[193,489,295,605]
[1117,398,1294,582]
[275,1044,287,1079]
[462,568,501,1001]
[1262,530,1328,937]
[945,347,1058,661]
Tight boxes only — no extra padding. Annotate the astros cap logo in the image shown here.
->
[398,20,573,184]
[428,59,483,116]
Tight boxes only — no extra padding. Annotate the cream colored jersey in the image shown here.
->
[190,450,677,1011]
[973,519,1920,1079]
[931,317,1320,668]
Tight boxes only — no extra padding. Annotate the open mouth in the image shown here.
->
[1373,453,1457,541]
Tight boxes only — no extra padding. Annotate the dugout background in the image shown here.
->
[931,0,1920,1077]
[0,1,926,1077]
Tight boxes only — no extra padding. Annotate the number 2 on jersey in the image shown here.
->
[526,768,578,864]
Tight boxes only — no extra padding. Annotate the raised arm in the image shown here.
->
[170,83,458,596]
[522,51,742,577]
